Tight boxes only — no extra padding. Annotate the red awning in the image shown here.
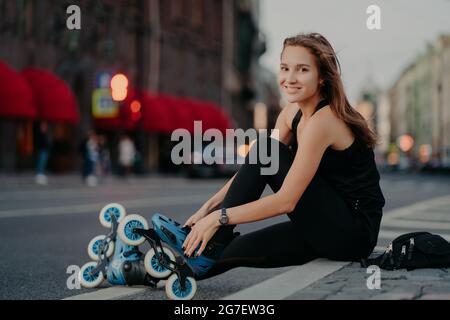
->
[120,90,175,132]
[94,90,174,133]
[22,67,80,124]
[143,94,172,133]
[93,91,233,135]
[175,98,233,134]
[0,61,37,119]
[157,95,194,133]
[179,98,213,133]
[201,102,233,134]
[93,114,123,130]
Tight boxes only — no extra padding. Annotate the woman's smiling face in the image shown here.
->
[278,46,322,103]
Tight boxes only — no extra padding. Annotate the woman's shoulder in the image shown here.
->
[312,105,356,151]
[310,104,337,128]
[282,102,302,130]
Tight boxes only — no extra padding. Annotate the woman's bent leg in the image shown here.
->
[197,221,316,280]
[288,174,377,261]
[211,138,296,245]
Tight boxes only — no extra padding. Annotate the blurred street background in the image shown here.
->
[1,0,450,300]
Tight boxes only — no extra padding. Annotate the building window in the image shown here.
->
[191,0,204,28]
[0,0,22,36]
[171,0,183,23]
[24,0,34,37]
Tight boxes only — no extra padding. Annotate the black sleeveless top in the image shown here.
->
[289,99,386,213]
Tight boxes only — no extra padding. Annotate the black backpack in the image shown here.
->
[360,232,450,271]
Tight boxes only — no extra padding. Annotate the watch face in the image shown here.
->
[220,215,228,225]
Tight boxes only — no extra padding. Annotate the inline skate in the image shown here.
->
[119,213,233,300]
[78,203,158,289]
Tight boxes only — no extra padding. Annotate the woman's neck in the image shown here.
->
[296,95,325,120]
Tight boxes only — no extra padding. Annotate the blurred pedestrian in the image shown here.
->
[35,121,51,185]
[97,135,111,178]
[80,130,99,187]
[118,134,136,178]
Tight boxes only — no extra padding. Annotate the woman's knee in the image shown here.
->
[245,137,293,175]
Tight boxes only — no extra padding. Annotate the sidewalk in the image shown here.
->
[286,261,450,300]
[223,194,450,300]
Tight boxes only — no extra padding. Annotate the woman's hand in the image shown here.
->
[183,206,210,228]
[183,211,220,258]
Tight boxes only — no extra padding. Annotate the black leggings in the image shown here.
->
[197,138,381,281]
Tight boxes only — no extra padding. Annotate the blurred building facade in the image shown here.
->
[354,76,389,164]
[355,77,379,132]
[0,0,278,174]
[387,34,450,169]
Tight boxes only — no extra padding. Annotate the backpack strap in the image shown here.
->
[407,238,414,260]
[395,245,407,269]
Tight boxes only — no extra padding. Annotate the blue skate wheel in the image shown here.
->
[144,246,176,279]
[99,203,126,228]
[165,273,197,300]
[117,214,149,246]
[87,235,115,261]
[78,261,104,288]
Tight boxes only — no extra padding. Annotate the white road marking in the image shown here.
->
[63,282,166,300]
[382,194,450,223]
[0,180,221,201]
[0,194,207,219]
[221,259,349,300]
[378,230,450,242]
[63,287,148,300]
[380,219,450,231]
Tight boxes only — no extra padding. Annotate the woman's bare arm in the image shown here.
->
[201,173,237,213]
[271,104,293,146]
[222,110,334,225]
[200,105,294,214]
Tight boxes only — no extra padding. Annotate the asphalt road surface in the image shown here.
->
[1,172,449,300]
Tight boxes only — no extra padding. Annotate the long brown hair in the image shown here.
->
[282,33,378,148]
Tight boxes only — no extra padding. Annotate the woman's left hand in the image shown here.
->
[183,211,220,258]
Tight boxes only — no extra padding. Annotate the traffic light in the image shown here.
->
[130,100,142,122]
[110,73,128,102]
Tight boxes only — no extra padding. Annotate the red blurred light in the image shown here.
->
[131,100,141,113]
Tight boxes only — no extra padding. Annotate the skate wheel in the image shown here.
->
[144,246,176,279]
[165,273,197,300]
[117,214,149,246]
[87,235,115,261]
[78,261,104,288]
[99,203,126,228]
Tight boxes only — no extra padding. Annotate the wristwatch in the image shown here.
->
[219,207,229,226]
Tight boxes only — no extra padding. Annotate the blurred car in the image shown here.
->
[186,144,248,179]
